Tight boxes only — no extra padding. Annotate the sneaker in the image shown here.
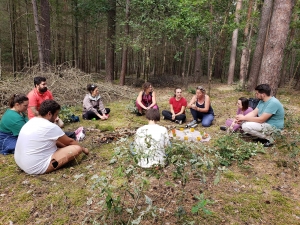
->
[220,126,227,131]
[186,120,197,128]
[137,112,143,116]
[175,120,182,125]
[263,141,274,147]
[190,123,198,128]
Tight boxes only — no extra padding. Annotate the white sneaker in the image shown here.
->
[175,120,182,124]
[186,120,197,128]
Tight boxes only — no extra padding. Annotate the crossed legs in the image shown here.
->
[45,145,88,173]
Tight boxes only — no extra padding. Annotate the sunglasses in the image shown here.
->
[196,86,205,91]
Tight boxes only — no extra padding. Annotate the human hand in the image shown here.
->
[172,114,175,120]
[101,115,108,120]
[235,114,244,122]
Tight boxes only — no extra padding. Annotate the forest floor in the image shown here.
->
[1,80,300,225]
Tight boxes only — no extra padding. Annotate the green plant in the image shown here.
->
[127,99,138,113]
[191,193,213,215]
[59,105,77,124]
[214,134,265,166]
[188,88,196,94]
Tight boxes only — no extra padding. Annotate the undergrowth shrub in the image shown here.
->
[86,134,268,224]
[214,134,265,166]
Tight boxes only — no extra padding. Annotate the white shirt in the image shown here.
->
[14,117,65,174]
[134,124,170,168]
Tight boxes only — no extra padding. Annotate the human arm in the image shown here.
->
[147,91,157,109]
[189,95,211,113]
[97,98,108,119]
[136,91,147,110]
[56,134,88,154]
[187,95,197,109]
[235,108,272,123]
[29,106,39,116]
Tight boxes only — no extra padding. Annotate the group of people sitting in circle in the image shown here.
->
[0,77,284,172]
[133,82,284,168]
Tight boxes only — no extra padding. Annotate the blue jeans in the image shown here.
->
[161,110,186,122]
[0,131,17,155]
[190,109,214,127]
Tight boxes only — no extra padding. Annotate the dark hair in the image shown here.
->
[196,86,206,94]
[39,99,61,116]
[87,84,98,94]
[145,108,160,122]
[239,97,249,111]
[255,84,271,96]
[8,94,28,108]
[174,87,182,97]
[34,76,46,87]
[142,82,152,92]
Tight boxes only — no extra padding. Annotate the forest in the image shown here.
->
[1,0,300,224]
[0,0,299,94]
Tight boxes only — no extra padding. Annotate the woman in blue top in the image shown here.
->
[0,94,29,154]
[187,86,214,127]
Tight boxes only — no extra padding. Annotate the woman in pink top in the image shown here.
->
[136,82,158,116]
[222,97,253,132]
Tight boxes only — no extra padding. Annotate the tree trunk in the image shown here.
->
[40,0,51,67]
[227,0,243,85]
[25,0,32,67]
[181,41,189,88]
[207,4,213,79]
[32,0,44,71]
[9,0,16,76]
[259,0,295,96]
[120,0,130,86]
[161,40,167,75]
[194,35,202,82]
[247,0,273,91]
[239,0,254,89]
[105,0,116,83]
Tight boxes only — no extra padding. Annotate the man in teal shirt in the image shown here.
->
[236,84,284,147]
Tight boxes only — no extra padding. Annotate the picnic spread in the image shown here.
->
[168,128,211,142]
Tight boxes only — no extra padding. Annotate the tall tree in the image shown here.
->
[247,0,273,91]
[239,0,255,89]
[194,35,202,82]
[106,0,116,82]
[227,0,243,85]
[259,0,295,96]
[40,0,51,66]
[32,0,45,71]
[119,0,130,86]
[8,0,16,76]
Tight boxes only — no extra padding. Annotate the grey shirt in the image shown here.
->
[82,94,107,115]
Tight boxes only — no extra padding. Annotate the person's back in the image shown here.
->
[133,108,169,168]
[135,124,169,168]
[15,99,88,174]
[14,117,64,174]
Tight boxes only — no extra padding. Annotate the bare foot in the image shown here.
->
[82,147,89,155]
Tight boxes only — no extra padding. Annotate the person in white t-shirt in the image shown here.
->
[133,108,170,168]
[14,100,89,174]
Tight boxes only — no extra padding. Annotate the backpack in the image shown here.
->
[248,98,260,109]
